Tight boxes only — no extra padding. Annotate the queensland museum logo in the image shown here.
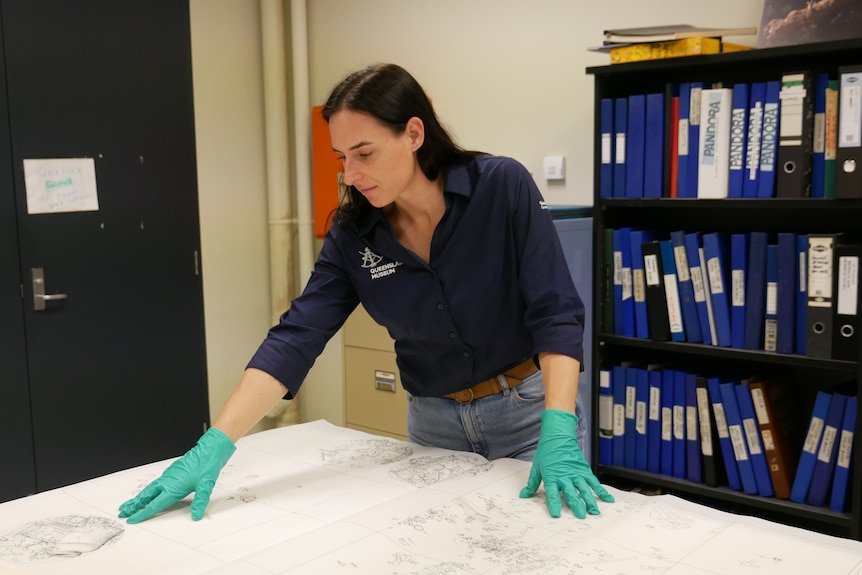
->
[359,247,402,280]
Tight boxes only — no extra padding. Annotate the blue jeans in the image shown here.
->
[406,370,587,462]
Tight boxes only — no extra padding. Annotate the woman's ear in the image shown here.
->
[405,117,425,151]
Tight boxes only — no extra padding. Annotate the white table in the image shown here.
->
[2,420,861,574]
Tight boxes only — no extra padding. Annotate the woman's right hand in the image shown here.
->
[118,427,236,523]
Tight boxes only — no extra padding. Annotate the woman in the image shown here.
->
[119,63,613,524]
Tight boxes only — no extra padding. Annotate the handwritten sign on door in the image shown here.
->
[23,158,99,214]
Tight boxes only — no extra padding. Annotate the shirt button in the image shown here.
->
[463,351,470,358]
[449,332,456,339]
[437,303,444,310]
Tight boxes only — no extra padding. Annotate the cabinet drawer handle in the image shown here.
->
[375,370,396,393]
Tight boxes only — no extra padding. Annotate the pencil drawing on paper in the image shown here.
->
[389,495,575,574]
[318,439,414,467]
[0,515,123,562]
[389,454,494,487]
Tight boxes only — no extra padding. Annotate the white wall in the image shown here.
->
[189,0,766,432]
[189,0,273,433]
[307,0,764,205]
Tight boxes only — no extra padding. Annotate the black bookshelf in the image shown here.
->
[587,38,862,540]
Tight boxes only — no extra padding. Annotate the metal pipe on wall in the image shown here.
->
[290,0,315,287]
[261,0,300,425]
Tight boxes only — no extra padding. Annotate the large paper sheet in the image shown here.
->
[1,420,861,574]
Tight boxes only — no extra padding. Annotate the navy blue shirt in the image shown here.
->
[247,155,585,398]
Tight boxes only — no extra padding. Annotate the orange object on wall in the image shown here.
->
[311,104,342,238]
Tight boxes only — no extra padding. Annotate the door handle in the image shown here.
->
[32,268,68,311]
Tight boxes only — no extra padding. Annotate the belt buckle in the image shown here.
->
[453,387,475,404]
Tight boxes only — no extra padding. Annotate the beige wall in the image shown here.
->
[190,0,272,433]
[190,0,766,431]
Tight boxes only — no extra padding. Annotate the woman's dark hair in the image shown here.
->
[322,63,480,225]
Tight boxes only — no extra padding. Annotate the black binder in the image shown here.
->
[776,71,814,198]
[833,242,861,361]
[835,66,862,199]
[807,234,839,358]
[641,240,671,341]
[696,374,724,487]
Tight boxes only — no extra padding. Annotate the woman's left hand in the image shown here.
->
[519,409,615,518]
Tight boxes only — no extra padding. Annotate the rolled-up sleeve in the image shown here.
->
[246,227,360,398]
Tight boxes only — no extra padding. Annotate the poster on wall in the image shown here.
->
[757,0,862,48]
[23,158,99,214]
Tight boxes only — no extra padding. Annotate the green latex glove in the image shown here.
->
[118,427,236,524]
[519,409,615,518]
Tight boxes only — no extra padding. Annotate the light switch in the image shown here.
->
[543,155,565,180]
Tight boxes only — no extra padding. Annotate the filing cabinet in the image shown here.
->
[343,304,408,440]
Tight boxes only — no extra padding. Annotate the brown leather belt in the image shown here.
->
[443,358,538,403]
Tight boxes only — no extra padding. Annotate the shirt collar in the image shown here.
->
[353,160,475,237]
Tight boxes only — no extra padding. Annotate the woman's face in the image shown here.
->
[329,109,423,208]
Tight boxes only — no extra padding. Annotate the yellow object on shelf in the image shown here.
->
[609,37,752,64]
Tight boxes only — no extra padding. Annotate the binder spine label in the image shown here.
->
[690,88,702,126]
[730,105,746,170]
[697,392,713,456]
[616,133,627,161]
[649,386,660,420]
[673,405,685,440]
[665,277,683,333]
[765,280,778,351]
[613,403,625,436]
[751,388,770,424]
[766,281,778,314]
[707,258,724,294]
[636,401,647,434]
[674,246,690,282]
[760,102,779,172]
[690,265,706,302]
[729,425,749,461]
[839,72,862,149]
[809,237,834,307]
[746,103,763,178]
[817,425,838,463]
[599,371,613,437]
[743,419,763,455]
[778,74,805,146]
[799,251,807,292]
[803,417,825,454]
[814,111,826,154]
[837,429,854,469]
[837,256,859,316]
[602,134,612,164]
[761,428,776,450]
[678,118,690,155]
[599,395,614,437]
[633,269,646,302]
[686,405,697,442]
[732,269,745,306]
[644,254,660,286]
[714,404,729,438]
[702,93,721,165]
[622,267,633,301]
[764,319,777,351]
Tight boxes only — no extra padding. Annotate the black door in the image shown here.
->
[1,0,209,500]
[0,5,35,500]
